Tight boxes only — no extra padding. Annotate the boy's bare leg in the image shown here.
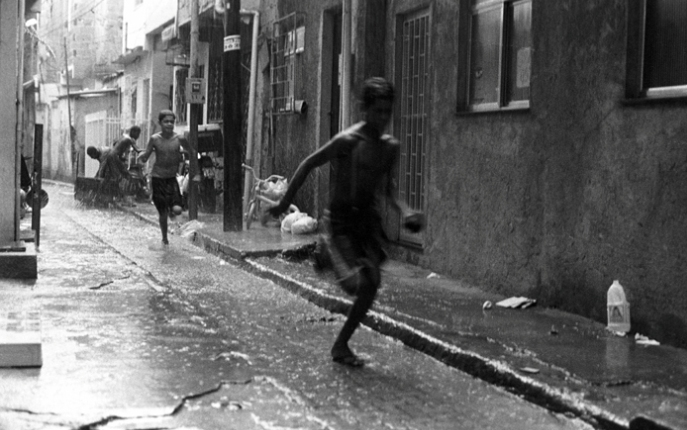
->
[159,208,169,244]
[331,268,379,366]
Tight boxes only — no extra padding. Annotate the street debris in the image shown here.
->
[482,300,493,310]
[211,397,243,410]
[635,333,660,346]
[549,325,559,335]
[427,272,440,279]
[495,296,537,309]
[178,220,205,238]
[213,351,252,364]
[520,367,540,374]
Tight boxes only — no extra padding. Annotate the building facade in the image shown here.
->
[256,0,687,349]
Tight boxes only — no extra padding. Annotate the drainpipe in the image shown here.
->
[340,0,352,129]
[241,9,259,220]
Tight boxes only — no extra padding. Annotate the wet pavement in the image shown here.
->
[0,181,602,430]
[116,184,687,430]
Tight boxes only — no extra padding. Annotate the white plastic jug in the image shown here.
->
[607,280,631,333]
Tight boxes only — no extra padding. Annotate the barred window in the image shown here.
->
[271,13,305,114]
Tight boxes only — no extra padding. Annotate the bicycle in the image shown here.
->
[242,164,298,229]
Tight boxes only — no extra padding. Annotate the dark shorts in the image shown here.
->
[319,208,387,293]
[151,177,182,213]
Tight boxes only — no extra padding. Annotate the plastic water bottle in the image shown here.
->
[607,280,631,333]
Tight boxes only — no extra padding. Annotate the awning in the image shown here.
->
[113,46,146,65]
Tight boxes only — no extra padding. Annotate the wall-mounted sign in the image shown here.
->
[224,35,240,52]
[185,77,206,104]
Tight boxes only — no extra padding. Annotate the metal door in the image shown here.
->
[396,8,430,245]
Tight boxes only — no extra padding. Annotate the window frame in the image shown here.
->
[270,13,306,115]
[457,0,531,113]
[626,0,687,101]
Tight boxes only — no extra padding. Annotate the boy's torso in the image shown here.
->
[150,133,183,178]
[330,124,397,212]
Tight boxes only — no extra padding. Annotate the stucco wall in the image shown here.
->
[386,0,687,348]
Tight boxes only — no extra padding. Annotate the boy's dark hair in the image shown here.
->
[158,109,176,122]
[361,77,395,109]
[129,125,141,134]
[86,146,100,159]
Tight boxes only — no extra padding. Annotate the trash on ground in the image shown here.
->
[606,328,628,337]
[280,211,308,232]
[482,300,493,310]
[495,296,537,309]
[291,215,318,234]
[549,325,559,335]
[520,367,539,374]
[607,279,631,333]
[635,333,660,346]
[178,220,205,238]
[427,272,440,279]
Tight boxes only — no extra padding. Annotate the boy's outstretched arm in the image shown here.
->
[138,137,154,164]
[268,135,348,217]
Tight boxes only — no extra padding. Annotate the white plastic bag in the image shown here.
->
[280,211,308,232]
[291,216,318,235]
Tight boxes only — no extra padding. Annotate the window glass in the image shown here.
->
[469,7,502,106]
[644,0,687,89]
[505,0,531,104]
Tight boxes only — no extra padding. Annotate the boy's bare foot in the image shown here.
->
[331,345,364,367]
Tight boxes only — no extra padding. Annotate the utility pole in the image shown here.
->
[187,0,200,220]
[222,0,242,231]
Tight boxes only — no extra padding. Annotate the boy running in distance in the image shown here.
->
[269,77,424,367]
[139,110,200,245]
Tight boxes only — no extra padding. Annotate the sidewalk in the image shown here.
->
[121,202,687,430]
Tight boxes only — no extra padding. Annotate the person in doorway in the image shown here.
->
[268,77,424,367]
[138,110,200,245]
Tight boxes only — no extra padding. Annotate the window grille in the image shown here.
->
[174,67,188,124]
[207,56,223,122]
[270,12,306,114]
[396,8,430,244]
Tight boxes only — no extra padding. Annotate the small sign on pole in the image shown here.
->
[185,77,206,104]
[224,35,240,52]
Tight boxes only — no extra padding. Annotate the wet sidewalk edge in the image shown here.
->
[113,201,676,430]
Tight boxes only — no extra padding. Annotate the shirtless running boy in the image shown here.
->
[139,110,199,245]
[269,77,424,366]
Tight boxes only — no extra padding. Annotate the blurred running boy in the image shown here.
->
[269,77,424,367]
[139,110,199,245]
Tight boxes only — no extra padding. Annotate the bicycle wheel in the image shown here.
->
[246,200,258,229]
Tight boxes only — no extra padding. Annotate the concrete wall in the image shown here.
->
[0,0,19,245]
[381,0,687,348]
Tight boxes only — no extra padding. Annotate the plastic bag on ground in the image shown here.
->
[280,211,308,232]
[291,216,318,235]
